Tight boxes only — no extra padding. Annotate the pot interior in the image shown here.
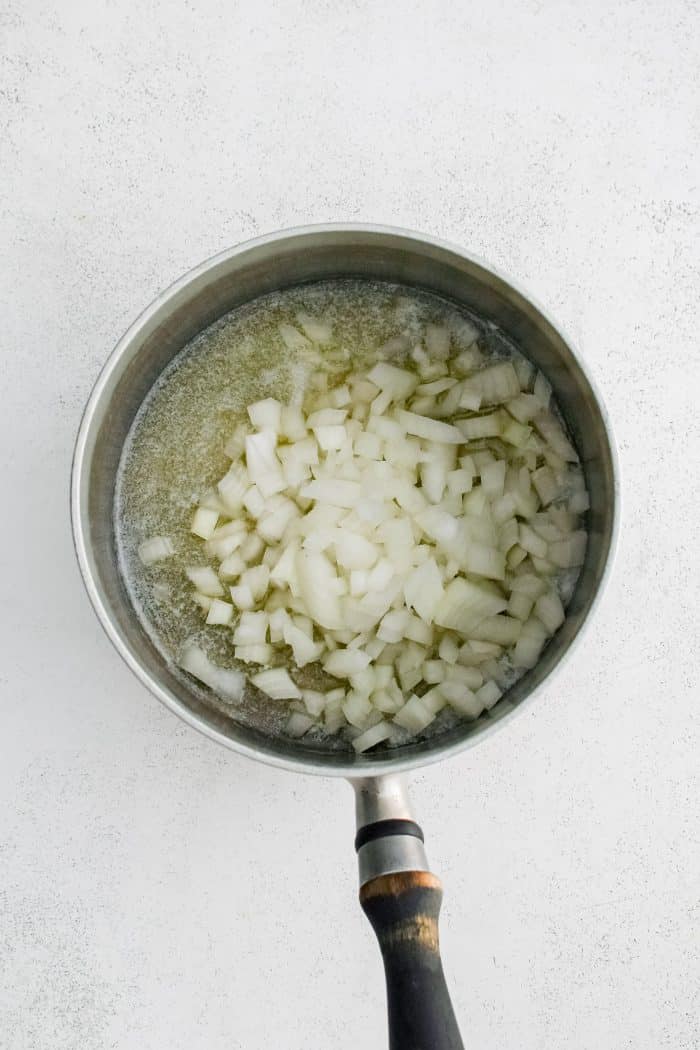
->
[74,228,617,776]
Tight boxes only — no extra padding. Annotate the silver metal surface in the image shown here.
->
[71,223,620,779]
[353,775,415,826]
[357,835,430,887]
[353,774,428,884]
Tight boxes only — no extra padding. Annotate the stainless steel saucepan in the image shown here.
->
[71,225,618,1050]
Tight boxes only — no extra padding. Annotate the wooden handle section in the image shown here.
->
[360,871,464,1050]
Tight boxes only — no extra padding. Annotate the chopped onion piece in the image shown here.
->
[296,550,343,629]
[343,691,373,727]
[245,432,286,497]
[283,621,323,667]
[248,398,282,432]
[243,485,267,518]
[480,460,506,499]
[438,635,459,664]
[367,362,420,401]
[446,663,483,689]
[232,611,268,646]
[206,599,233,625]
[287,712,315,737]
[519,523,548,559]
[440,681,479,712]
[533,411,578,462]
[473,362,520,404]
[447,468,473,497]
[186,566,224,597]
[548,531,587,568]
[434,578,507,633]
[269,541,300,589]
[393,694,436,732]
[505,423,533,451]
[424,324,451,360]
[512,618,549,669]
[206,527,246,561]
[323,648,371,677]
[300,479,362,508]
[415,507,459,546]
[470,615,522,646]
[463,544,506,582]
[230,583,255,611]
[507,590,534,621]
[397,409,464,444]
[569,489,590,514]
[423,660,446,684]
[313,424,348,451]
[307,408,347,428]
[235,643,273,665]
[191,507,219,540]
[301,689,326,717]
[531,466,561,506]
[180,644,244,702]
[279,405,308,441]
[507,393,540,423]
[420,460,448,503]
[251,668,302,699]
[534,591,565,633]
[240,564,270,601]
[268,608,292,642]
[325,695,346,733]
[334,532,379,571]
[278,323,312,352]
[224,422,249,460]
[218,551,246,580]
[377,609,411,643]
[404,559,445,622]
[404,615,433,646]
[296,313,333,345]
[257,498,299,542]
[533,371,552,408]
[416,376,456,396]
[514,356,534,389]
[476,681,502,710]
[192,592,212,612]
[138,536,175,565]
[352,720,392,753]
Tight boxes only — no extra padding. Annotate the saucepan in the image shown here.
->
[71,225,618,1049]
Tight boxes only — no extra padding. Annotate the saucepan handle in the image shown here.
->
[353,776,464,1050]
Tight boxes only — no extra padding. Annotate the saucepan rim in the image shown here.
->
[71,223,621,778]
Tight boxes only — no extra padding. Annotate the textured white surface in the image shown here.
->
[1,2,699,1047]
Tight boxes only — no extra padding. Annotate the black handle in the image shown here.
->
[360,870,464,1050]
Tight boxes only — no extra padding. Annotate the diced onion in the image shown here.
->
[186,566,224,597]
[352,720,392,753]
[180,644,244,702]
[247,398,282,432]
[175,313,589,749]
[245,432,286,497]
[393,694,436,732]
[397,410,464,444]
[404,559,444,622]
[251,668,302,699]
[296,313,333,345]
[323,648,371,677]
[191,507,219,540]
[206,599,233,625]
[287,711,315,737]
[138,536,175,565]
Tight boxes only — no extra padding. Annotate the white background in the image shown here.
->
[2,2,699,1048]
